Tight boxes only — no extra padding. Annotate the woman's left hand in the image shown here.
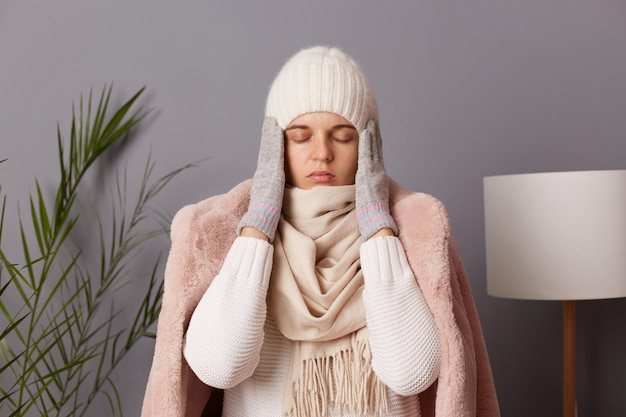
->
[355,120,398,240]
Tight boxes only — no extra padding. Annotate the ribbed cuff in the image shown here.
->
[220,236,274,288]
[360,235,413,284]
[237,203,281,242]
[357,203,398,240]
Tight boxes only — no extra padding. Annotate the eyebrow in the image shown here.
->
[285,124,356,131]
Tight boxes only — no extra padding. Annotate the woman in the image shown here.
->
[142,46,500,417]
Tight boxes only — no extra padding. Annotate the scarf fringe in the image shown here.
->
[287,341,388,417]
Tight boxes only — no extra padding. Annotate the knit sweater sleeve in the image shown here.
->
[360,235,441,396]
[183,236,273,389]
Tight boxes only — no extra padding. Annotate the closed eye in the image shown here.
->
[331,127,357,143]
[332,136,354,143]
[285,126,312,143]
[289,135,311,143]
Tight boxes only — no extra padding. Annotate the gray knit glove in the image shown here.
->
[355,120,398,240]
[237,117,285,242]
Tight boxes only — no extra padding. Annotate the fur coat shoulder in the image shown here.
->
[140,179,500,417]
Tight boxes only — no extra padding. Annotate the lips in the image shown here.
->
[307,170,335,183]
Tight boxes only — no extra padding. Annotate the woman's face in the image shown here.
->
[284,112,359,190]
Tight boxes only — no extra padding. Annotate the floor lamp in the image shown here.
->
[483,170,626,417]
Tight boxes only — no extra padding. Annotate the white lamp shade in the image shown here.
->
[484,170,626,300]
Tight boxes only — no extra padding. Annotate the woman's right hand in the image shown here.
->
[240,226,270,242]
[237,117,285,242]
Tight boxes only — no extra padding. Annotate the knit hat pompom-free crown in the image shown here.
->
[265,46,378,132]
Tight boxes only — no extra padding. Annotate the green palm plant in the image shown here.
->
[0,85,193,416]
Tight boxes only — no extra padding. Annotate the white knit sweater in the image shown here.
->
[184,236,440,417]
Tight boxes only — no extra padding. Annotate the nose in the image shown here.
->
[313,136,333,161]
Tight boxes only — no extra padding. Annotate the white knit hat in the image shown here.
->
[265,46,378,132]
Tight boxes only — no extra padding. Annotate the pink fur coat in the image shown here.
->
[140,179,500,417]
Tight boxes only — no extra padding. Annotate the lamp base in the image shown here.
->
[563,300,576,417]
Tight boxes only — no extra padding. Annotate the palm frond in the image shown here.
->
[0,84,199,417]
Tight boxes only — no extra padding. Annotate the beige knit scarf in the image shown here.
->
[268,185,388,417]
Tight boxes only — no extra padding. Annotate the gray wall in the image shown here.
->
[2,1,626,416]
